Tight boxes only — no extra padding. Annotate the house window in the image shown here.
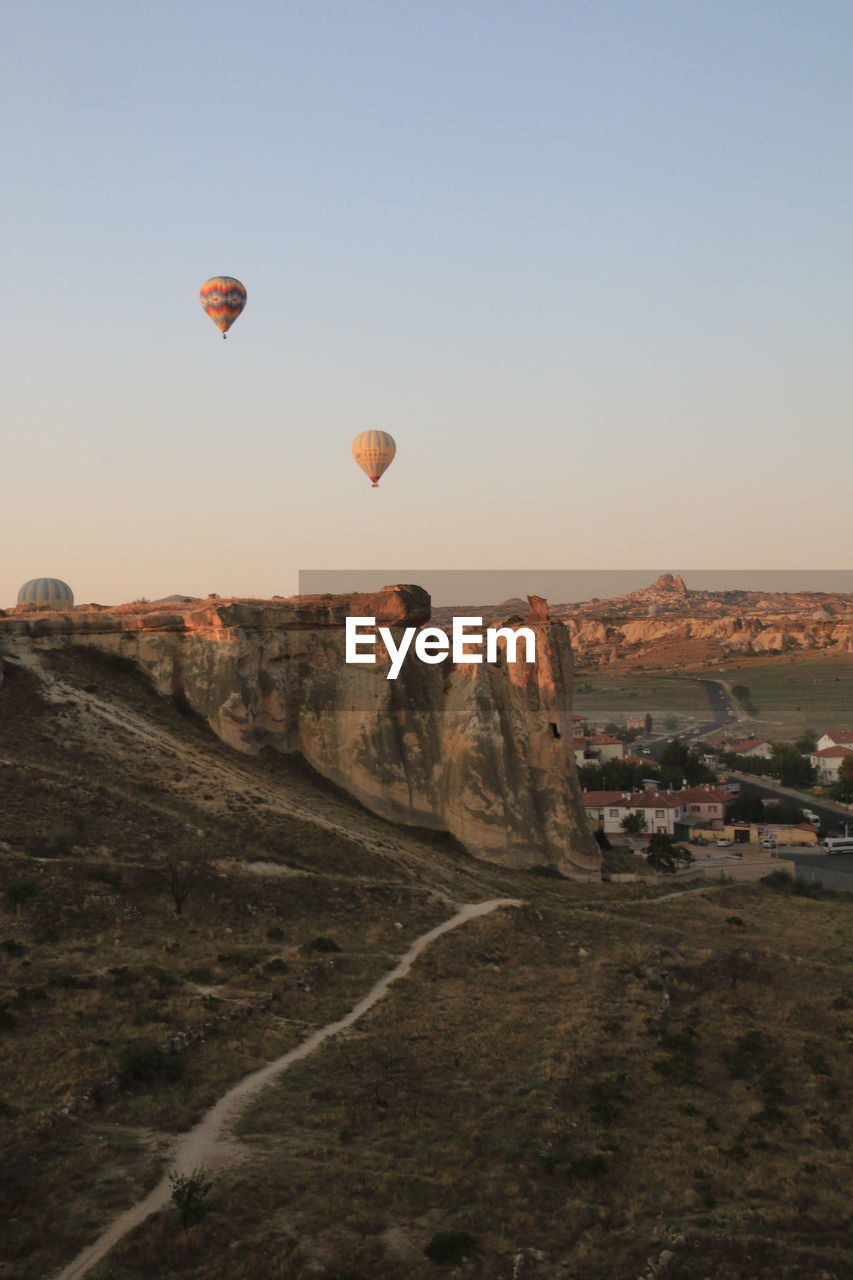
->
[709,805,718,813]
[655,810,664,818]
[690,805,699,813]
[609,809,619,817]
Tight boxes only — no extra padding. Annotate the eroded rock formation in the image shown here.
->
[0,589,600,879]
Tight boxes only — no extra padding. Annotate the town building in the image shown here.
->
[816,730,853,752]
[810,744,853,783]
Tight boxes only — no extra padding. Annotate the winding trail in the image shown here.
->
[54,898,522,1280]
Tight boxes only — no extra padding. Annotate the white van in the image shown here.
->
[802,810,821,827]
[822,837,853,855]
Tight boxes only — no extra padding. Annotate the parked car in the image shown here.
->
[716,837,733,847]
[802,810,820,826]
[762,838,777,849]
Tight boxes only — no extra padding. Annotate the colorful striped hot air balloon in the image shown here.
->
[17,578,74,609]
[352,430,396,487]
[199,276,247,338]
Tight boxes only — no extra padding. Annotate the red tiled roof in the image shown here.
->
[812,746,853,759]
[676,786,731,804]
[727,737,770,753]
[582,791,628,806]
[589,734,623,745]
[628,791,681,809]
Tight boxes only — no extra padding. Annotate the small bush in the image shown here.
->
[3,879,40,909]
[569,1153,609,1181]
[1,939,26,957]
[305,936,341,953]
[120,1040,184,1084]
[424,1231,479,1264]
[587,1073,627,1125]
[186,967,214,983]
[169,1167,213,1237]
[0,1005,19,1031]
[265,957,289,973]
[266,925,285,941]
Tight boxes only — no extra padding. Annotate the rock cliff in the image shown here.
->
[0,589,600,879]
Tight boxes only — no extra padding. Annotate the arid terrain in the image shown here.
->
[1,640,852,1279]
[433,574,853,673]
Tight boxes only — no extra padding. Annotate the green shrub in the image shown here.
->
[120,1040,184,1084]
[569,1153,609,1180]
[0,939,26,957]
[305,936,341,953]
[169,1167,213,1238]
[3,879,40,909]
[0,1005,19,1031]
[424,1231,479,1264]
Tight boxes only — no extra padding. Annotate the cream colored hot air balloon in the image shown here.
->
[352,430,396,487]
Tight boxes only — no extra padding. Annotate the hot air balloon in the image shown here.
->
[199,276,247,338]
[17,578,74,609]
[352,430,396,487]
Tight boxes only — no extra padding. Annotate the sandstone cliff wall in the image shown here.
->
[0,589,600,880]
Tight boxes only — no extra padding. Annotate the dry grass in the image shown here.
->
[96,885,853,1280]
[2,648,852,1280]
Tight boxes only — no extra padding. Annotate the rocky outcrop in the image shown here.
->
[0,589,600,879]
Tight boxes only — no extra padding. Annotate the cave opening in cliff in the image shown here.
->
[549,722,561,739]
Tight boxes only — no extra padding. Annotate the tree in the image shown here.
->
[645,833,694,874]
[621,812,647,835]
[726,793,765,824]
[148,854,205,915]
[762,801,805,825]
[795,729,818,754]
[664,715,678,731]
[770,743,816,789]
[169,1168,213,1240]
[578,759,648,791]
[659,742,716,787]
[831,756,853,805]
[644,713,654,734]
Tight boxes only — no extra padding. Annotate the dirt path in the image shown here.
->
[53,897,522,1280]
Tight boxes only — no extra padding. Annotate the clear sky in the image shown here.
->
[3,1,852,606]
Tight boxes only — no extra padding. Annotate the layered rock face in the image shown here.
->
[1,589,600,879]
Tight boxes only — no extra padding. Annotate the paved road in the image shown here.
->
[731,773,853,835]
[634,678,738,762]
[784,849,853,891]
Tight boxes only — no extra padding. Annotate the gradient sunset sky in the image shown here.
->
[3,1,851,606]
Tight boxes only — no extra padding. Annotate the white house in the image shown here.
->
[816,730,853,753]
[810,745,853,783]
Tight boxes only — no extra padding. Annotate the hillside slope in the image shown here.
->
[0,649,851,1280]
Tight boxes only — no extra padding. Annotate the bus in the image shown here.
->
[821,837,853,855]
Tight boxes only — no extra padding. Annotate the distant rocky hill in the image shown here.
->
[432,574,853,669]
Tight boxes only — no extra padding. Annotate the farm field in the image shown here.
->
[710,654,853,739]
[572,674,712,729]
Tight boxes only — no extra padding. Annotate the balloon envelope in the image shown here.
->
[199,276,247,337]
[352,430,396,487]
[17,578,74,609]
